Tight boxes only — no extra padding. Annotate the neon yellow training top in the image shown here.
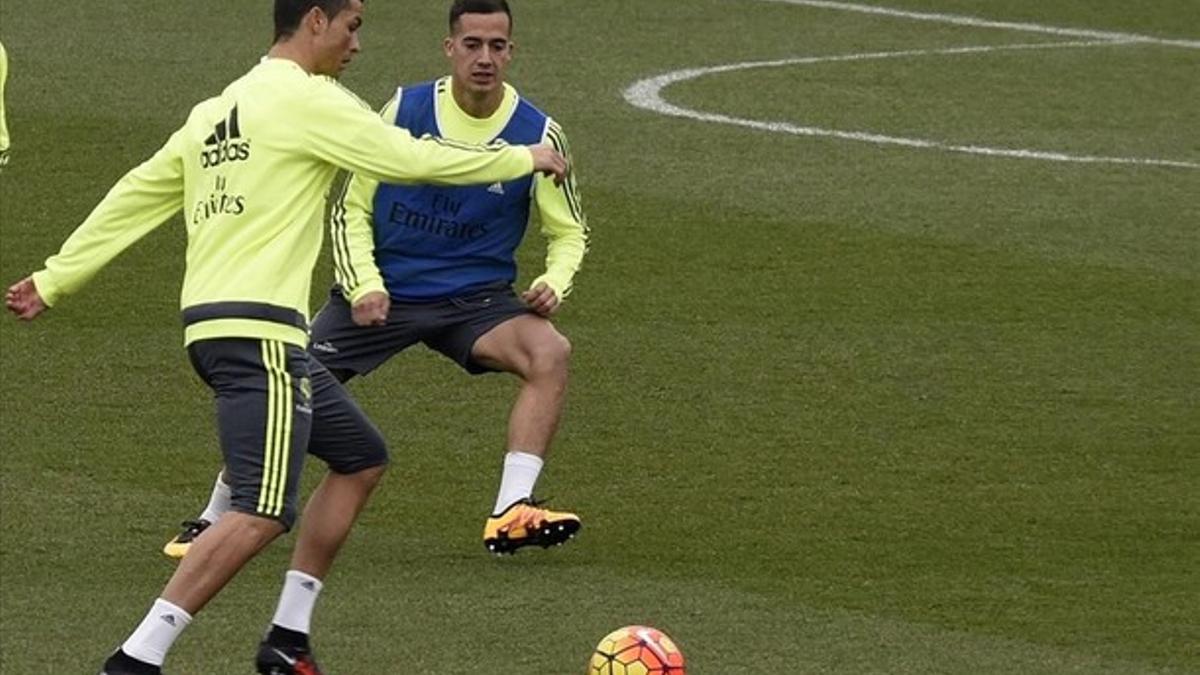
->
[0,40,10,153]
[331,77,588,304]
[31,58,535,347]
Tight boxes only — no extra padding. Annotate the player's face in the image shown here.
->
[314,0,364,78]
[444,12,513,96]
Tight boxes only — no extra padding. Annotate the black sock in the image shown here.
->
[103,650,161,675]
[266,624,310,650]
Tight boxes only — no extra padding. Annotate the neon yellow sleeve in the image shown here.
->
[530,120,588,299]
[331,169,384,304]
[329,99,392,304]
[338,166,384,303]
[31,129,185,307]
[0,41,10,153]
[301,80,534,186]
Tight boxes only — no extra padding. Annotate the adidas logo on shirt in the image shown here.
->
[200,105,251,168]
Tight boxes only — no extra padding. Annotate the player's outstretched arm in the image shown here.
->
[302,83,566,188]
[5,277,48,321]
[24,128,185,309]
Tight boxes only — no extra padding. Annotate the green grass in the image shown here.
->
[1,1,1197,673]
[672,45,1199,160]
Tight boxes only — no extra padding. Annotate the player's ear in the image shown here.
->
[305,6,329,35]
[443,36,454,57]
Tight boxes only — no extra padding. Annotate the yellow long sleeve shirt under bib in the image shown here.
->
[333,78,588,304]
[32,58,534,348]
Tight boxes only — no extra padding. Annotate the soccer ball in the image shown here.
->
[587,625,686,675]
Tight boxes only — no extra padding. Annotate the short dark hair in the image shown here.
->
[449,0,512,34]
[274,0,356,42]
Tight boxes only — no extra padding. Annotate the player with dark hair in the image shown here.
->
[274,0,357,41]
[167,0,589,560]
[449,0,513,31]
[5,1,565,673]
[348,0,589,555]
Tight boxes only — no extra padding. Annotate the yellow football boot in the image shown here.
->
[483,498,581,555]
[162,519,211,560]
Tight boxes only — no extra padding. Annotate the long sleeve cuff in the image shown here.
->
[530,271,571,301]
[30,270,63,308]
[346,278,387,304]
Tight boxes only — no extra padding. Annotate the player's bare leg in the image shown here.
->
[102,514,284,673]
[255,465,386,674]
[472,314,580,554]
[474,313,571,458]
[163,513,285,613]
[289,465,386,577]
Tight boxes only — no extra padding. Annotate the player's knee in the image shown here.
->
[365,423,389,463]
[352,427,390,477]
[528,332,571,380]
[358,462,388,486]
[246,512,289,541]
[321,418,390,476]
[339,462,387,494]
[224,505,294,537]
[364,418,390,460]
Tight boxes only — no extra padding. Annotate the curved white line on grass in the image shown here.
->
[624,41,1200,169]
[757,0,1200,50]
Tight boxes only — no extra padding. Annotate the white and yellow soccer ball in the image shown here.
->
[587,625,686,675]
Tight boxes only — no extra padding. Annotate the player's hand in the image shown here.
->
[522,282,560,317]
[351,290,390,327]
[528,144,568,186]
[5,276,48,321]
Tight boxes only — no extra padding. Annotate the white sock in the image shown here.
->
[198,473,232,524]
[122,598,192,666]
[271,570,325,635]
[493,451,544,514]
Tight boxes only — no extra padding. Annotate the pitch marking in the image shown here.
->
[624,41,1200,169]
[757,0,1200,50]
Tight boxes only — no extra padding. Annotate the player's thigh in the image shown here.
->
[187,338,312,529]
[423,285,532,374]
[308,287,421,378]
[306,357,389,474]
[471,313,572,377]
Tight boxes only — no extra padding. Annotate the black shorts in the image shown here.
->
[188,338,388,529]
[308,284,533,377]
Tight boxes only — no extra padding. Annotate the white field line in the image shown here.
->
[758,0,1200,50]
[623,41,1200,169]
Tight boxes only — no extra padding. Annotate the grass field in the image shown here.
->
[1,1,1197,673]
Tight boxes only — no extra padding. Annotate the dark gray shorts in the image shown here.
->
[308,284,533,377]
[188,338,389,529]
